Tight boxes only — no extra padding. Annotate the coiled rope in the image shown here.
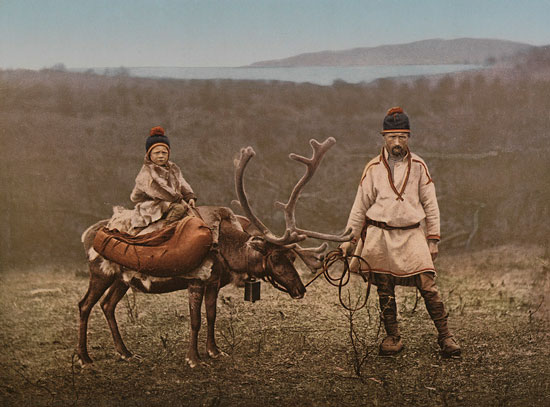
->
[305,250,373,311]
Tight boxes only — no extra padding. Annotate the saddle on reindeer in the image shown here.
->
[93,214,212,278]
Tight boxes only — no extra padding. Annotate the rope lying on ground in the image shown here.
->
[305,249,373,311]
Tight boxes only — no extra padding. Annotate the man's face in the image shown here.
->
[149,145,169,165]
[383,132,409,158]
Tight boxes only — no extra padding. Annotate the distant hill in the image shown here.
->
[1,46,549,266]
[249,38,534,67]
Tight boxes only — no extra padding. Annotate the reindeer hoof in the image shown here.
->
[77,359,93,368]
[185,356,209,368]
[75,354,93,367]
[185,356,198,368]
[117,352,141,362]
[207,349,228,359]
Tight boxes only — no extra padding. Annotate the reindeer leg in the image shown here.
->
[100,279,132,360]
[77,267,115,365]
[205,278,227,359]
[186,281,206,368]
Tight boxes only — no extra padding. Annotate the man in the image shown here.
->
[340,107,461,357]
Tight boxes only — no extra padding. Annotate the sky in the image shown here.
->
[1,0,549,69]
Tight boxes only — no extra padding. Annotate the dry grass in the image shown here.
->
[1,244,549,406]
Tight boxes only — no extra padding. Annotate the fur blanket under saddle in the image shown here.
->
[93,216,212,277]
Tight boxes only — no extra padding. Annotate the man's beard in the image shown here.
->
[391,146,406,157]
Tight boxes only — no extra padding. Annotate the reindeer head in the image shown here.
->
[232,137,352,298]
[241,235,304,299]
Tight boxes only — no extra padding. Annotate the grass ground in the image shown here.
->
[0,244,548,406]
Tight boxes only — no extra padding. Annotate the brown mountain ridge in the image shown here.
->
[249,38,534,67]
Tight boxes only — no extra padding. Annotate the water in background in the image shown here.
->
[86,65,482,86]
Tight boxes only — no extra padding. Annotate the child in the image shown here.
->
[108,126,196,235]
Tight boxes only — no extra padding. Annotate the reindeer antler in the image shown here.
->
[275,138,352,242]
[289,242,328,273]
[234,147,306,245]
[233,138,352,250]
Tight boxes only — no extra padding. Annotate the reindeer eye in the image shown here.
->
[248,236,267,254]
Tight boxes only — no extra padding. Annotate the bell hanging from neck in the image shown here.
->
[244,277,261,302]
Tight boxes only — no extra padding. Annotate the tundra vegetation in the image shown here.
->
[0,47,549,406]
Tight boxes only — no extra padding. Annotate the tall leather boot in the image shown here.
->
[378,294,403,355]
[424,295,461,357]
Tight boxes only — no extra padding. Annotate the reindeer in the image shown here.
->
[77,138,350,368]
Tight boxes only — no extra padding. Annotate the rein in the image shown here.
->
[220,243,373,306]
[305,250,373,311]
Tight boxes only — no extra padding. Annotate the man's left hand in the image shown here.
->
[428,240,439,260]
[188,199,196,208]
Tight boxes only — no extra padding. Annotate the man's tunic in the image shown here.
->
[346,147,440,277]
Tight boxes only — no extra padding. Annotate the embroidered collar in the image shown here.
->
[380,147,411,201]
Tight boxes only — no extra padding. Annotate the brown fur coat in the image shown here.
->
[107,155,196,234]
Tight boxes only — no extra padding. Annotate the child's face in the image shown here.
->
[149,145,169,165]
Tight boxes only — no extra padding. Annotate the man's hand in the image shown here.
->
[339,241,355,256]
[188,198,196,208]
[428,240,439,260]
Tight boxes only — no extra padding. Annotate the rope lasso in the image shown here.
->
[305,249,373,311]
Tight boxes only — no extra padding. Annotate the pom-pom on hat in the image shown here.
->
[146,126,171,156]
[381,107,410,134]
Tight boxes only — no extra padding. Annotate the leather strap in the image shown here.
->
[361,217,420,240]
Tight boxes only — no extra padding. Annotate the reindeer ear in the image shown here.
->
[236,215,263,235]
[248,236,268,254]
